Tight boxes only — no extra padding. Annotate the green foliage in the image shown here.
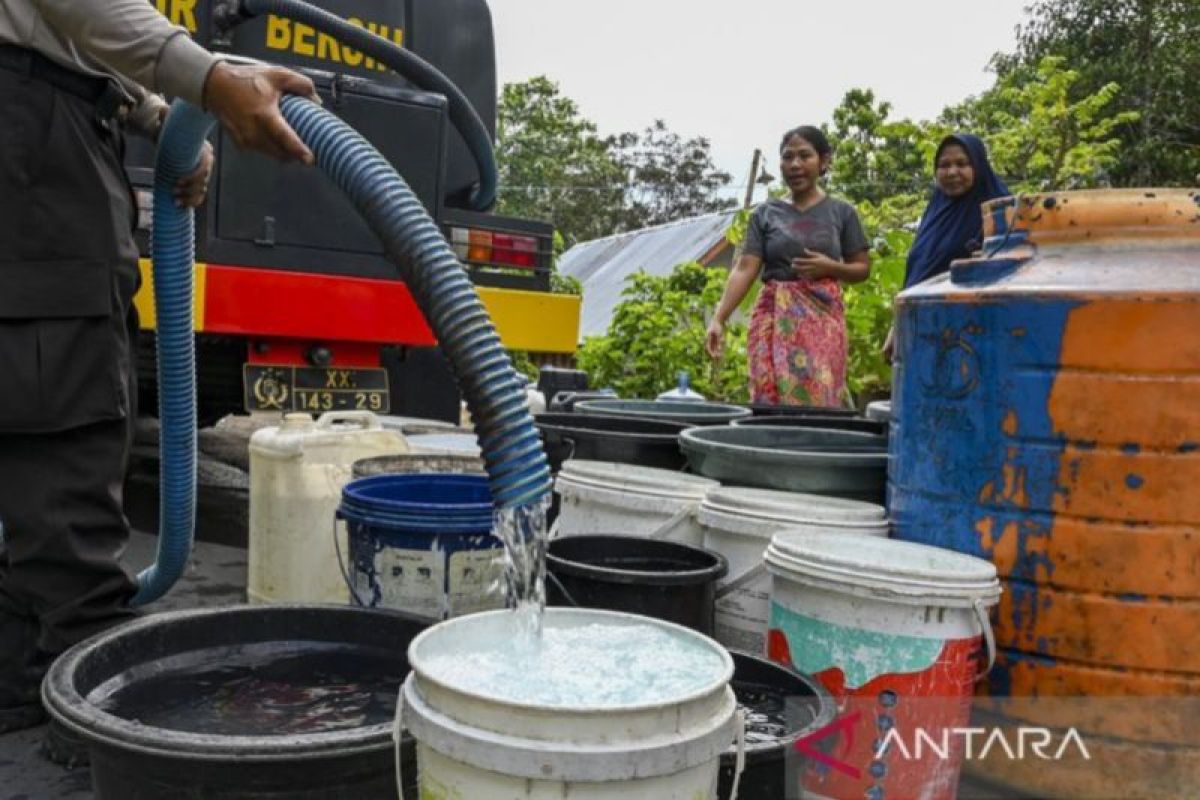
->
[496,78,733,247]
[843,229,911,400]
[992,0,1200,186]
[495,76,627,245]
[943,57,1139,191]
[576,262,749,402]
[507,350,540,383]
[824,89,932,205]
[550,271,583,296]
[726,207,752,246]
[613,120,734,230]
[547,230,582,296]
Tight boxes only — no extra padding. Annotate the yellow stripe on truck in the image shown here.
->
[477,286,580,354]
[134,258,207,332]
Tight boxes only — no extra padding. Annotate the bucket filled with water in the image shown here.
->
[338,473,504,621]
[400,607,740,798]
[765,530,1001,800]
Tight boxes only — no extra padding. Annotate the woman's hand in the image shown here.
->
[705,318,726,359]
[791,248,842,280]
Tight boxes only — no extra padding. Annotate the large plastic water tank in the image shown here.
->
[890,189,1200,798]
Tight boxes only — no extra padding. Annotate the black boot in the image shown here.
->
[0,609,46,733]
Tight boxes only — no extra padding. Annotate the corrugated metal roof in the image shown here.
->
[559,210,738,339]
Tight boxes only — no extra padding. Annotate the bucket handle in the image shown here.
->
[973,598,997,681]
[646,504,697,540]
[545,569,582,608]
[316,410,383,431]
[729,707,747,800]
[394,685,406,800]
[716,562,768,600]
[332,514,372,608]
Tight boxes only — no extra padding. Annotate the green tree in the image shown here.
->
[613,120,734,230]
[991,0,1199,186]
[495,76,626,245]
[942,56,1139,191]
[824,89,932,206]
[497,78,736,246]
[576,262,749,402]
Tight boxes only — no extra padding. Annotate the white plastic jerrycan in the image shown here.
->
[248,411,409,604]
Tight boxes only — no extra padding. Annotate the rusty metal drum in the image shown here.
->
[890,189,1200,798]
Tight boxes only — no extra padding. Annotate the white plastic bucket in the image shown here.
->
[247,411,408,605]
[865,399,892,423]
[699,487,887,654]
[764,530,1000,800]
[399,608,741,799]
[553,461,718,545]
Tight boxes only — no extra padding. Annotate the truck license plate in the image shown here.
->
[243,365,390,414]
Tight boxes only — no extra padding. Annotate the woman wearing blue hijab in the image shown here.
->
[884,134,1009,359]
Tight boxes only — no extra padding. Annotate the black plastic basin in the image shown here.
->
[719,651,836,800]
[44,605,428,800]
[546,534,727,635]
[536,412,691,473]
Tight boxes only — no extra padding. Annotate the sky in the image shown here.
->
[488,0,1032,201]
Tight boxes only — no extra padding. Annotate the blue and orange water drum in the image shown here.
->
[891,189,1200,798]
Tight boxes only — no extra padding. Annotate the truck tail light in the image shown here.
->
[449,227,540,270]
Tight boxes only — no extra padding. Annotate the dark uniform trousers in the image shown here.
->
[0,65,140,703]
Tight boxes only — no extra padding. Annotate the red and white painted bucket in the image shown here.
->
[765,530,1000,800]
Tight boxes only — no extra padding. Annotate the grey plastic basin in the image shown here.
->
[575,399,751,426]
[680,425,887,502]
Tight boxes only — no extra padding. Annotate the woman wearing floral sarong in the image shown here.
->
[706,126,871,407]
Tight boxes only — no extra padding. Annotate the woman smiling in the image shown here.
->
[883,133,1010,361]
[706,126,871,407]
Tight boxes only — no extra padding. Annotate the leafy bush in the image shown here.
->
[844,227,911,401]
[576,262,749,402]
[551,272,583,296]
[507,350,540,383]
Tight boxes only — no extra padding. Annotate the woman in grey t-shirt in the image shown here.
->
[706,126,871,407]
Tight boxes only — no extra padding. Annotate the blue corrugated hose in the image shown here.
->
[135,95,549,603]
[132,100,214,605]
[277,95,550,509]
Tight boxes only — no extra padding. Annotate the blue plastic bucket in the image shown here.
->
[338,474,505,621]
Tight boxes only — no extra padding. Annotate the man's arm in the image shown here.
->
[31,0,217,106]
[34,0,316,163]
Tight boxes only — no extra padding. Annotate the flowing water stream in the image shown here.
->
[492,496,550,640]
